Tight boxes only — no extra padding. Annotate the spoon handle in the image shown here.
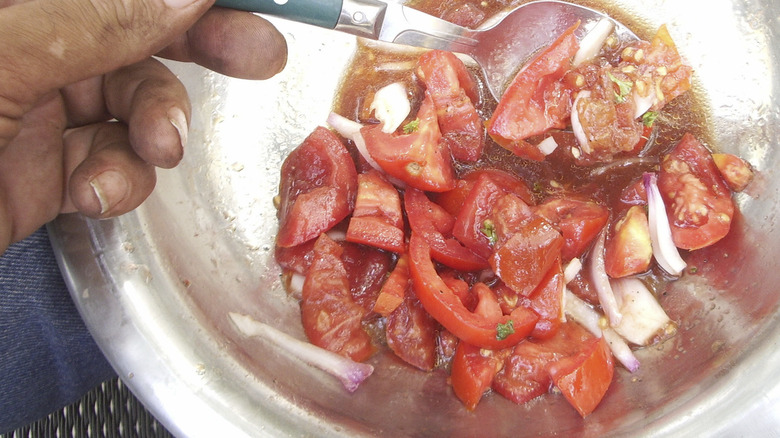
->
[214,0,346,29]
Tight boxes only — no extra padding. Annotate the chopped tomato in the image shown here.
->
[450,341,505,410]
[712,153,754,192]
[300,234,376,361]
[492,320,593,404]
[605,205,652,277]
[658,133,735,250]
[417,50,485,162]
[346,170,405,253]
[373,254,410,316]
[550,336,614,417]
[486,22,579,160]
[489,194,564,296]
[362,92,456,192]
[277,127,358,248]
[341,243,393,314]
[386,285,439,371]
[405,188,489,271]
[434,168,534,218]
[408,233,538,349]
[275,237,316,275]
[523,258,565,340]
[534,197,608,261]
[452,174,511,259]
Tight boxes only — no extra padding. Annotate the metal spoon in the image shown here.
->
[215,0,639,100]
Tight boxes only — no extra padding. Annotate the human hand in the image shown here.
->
[0,0,287,253]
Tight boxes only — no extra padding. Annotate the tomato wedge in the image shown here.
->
[605,205,652,277]
[712,153,754,192]
[373,254,410,316]
[450,341,505,410]
[486,22,579,160]
[417,50,485,162]
[277,127,358,248]
[534,197,609,261]
[300,234,376,362]
[346,170,405,253]
[405,187,489,271]
[550,336,614,417]
[658,133,735,250]
[408,233,538,349]
[386,285,439,371]
[362,92,456,192]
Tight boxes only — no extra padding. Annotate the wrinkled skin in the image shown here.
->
[0,0,288,254]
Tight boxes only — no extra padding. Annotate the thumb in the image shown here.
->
[0,0,213,111]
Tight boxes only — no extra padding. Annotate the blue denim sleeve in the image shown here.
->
[0,227,116,433]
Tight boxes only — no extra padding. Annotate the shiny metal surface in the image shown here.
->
[49,1,780,436]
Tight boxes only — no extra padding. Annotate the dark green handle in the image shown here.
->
[215,0,344,29]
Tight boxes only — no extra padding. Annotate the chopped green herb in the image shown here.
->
[533,182,544,193]
[607,71,633,103]
[642,111,659,127]
[481,220,497,245]
[403,119,420,134]
[496,320,515,341]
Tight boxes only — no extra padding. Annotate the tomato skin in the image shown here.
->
[450,341,504,410]
[408,233,538,350]
[386,284,439,371]
[534,197,608,261]
[605,205,652,278]
[658,133,735,250]
[277,127,358,248]
[341,243,393,314]
[362,93,456,192]
[489,194,564,296]
[405,188,489,271]
[524,258,565,339]
[550,336,614,417]
[373,254,410,316]
[417,50,485,162]
[346,170,405,253]
[486,22,579,160]
[300,234,376,362]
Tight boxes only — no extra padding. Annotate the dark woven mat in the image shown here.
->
[2,377,173,438]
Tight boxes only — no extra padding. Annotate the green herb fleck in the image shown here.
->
[481,220,497,245]
[496,320,515,341]
[642,111,659,127]
[607,72,633,103]
[403,119,420,134]
[532,182,544,193]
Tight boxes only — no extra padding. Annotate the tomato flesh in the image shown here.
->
[346,170,405,253]
[277,127,357,248]
[550,336,614,417]
[534,197,608,261]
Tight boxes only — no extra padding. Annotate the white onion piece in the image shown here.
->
[228,312,374,392]
[537,136,559,156]
[327,112,382,172]
[369,82,411,134]
[589,230,622,326]
[288,272,305,297]
[571,91,591,154]
[563,257,583,284]
[573,18,615,66]
[644,173,687,276]
[611,277,676,345]
[633,90,656,119]
[564,289,640,372]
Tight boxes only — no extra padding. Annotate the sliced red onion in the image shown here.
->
[327,112,382,171]
[369,82,411,134]
[564,289,640,372]
[610,277,677,346]
[228,312,374,392]
[573,18,615,66]
[537,136,559,156]
[563,257,582,284]
[571,91,591,154]
[589,230,622,326]
[644,173,686,276]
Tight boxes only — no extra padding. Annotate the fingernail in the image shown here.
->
[90,171,128,215]
[168,107,188,151]
[163,0,199,9]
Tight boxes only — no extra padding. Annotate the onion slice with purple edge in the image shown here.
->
[228,312,374,392]
[564,289,640,372]
[644,172,687,275]
[590,230,622,326]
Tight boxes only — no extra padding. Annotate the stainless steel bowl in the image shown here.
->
[49,0,780,436]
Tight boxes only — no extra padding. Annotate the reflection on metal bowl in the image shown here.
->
[49,1,780,436]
